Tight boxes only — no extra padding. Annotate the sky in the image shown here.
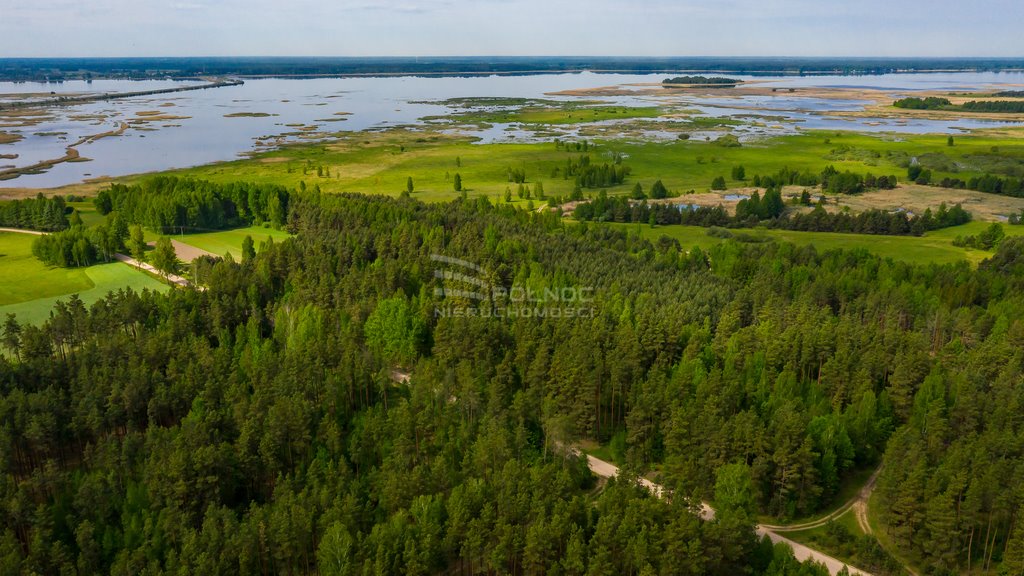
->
[0,0,1021,58]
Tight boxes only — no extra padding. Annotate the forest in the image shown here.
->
[2,185,1024,574]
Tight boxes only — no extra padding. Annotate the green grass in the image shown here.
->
[0,232,93,304]
[66,201,104,227]
[784,508,866,541]
[612,221,1024,266]
[172,226,292,258]
[0,232,169,325]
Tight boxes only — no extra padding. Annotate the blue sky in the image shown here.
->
[1,0,1021,57]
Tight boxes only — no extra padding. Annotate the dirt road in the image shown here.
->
[584,454,873,576]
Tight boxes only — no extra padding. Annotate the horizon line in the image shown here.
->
[3,55,1024,60]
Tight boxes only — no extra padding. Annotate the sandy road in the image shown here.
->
[0,227,43,235]
[584,454,873,576]
[112,253,196,288]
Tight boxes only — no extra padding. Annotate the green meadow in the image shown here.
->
[0,232,168,325]
[174,225,292,258]
[148,128,1024,206]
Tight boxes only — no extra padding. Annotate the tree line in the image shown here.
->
[0,194,69,232]
[574,190,970,236]
[748,166,898,195]
[930,173,1024,198]
[893,96,1024,113]
[94,176,289,233]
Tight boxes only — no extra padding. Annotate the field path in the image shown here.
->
[761,466,882,533]
[0,227,43,235]
[583,454,873,576]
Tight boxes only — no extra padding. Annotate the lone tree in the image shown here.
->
[711,176,727,190]
[453,173,463,192]
[631,182,646,199]
[947,136,955,147]
[241,235,256,264]
[152,237,179,278]
[731,165,746,180]
[406,177,415,194]
[129,225,146,263]
[2,314,21,360]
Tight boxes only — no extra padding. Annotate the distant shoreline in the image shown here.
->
[0,78,243,110]
[3,56,1024,83]
[2,69,1024,86]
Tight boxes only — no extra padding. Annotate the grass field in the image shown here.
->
[610,221,1024,266]
[0,232,93,304]
[172,225,292,258]
[0,232,169,325]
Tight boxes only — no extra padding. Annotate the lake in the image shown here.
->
[2,71,1023,188]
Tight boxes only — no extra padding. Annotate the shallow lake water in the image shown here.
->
[2,71,1023,188]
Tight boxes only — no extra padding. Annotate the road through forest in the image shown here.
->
[584,454,874,576]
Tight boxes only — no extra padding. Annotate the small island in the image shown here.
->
[662,75,740,87]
